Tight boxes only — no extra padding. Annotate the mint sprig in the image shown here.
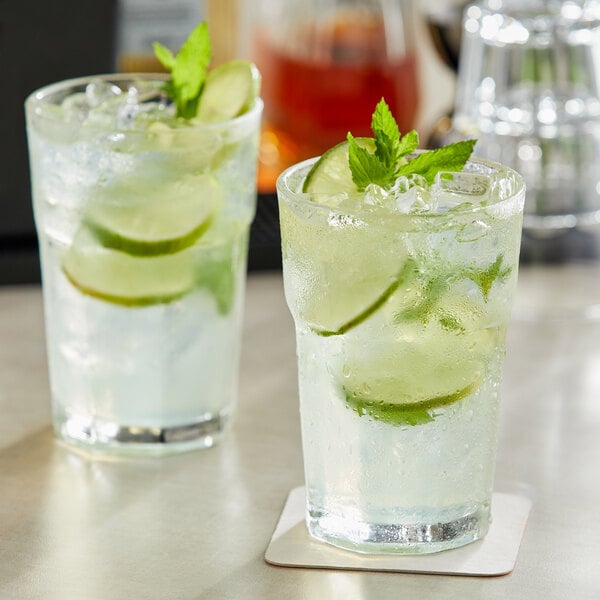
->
[348,99,417,190]
[396,140,477,185]
[347,98,476,191]
[465,254,512,301]
[153,22,211,119]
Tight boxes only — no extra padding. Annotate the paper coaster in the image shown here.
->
[265,487,531,577]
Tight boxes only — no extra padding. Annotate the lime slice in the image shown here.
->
[279,136,404,335]
[345,383,478,427]
[85,175,221,256]
[342,321,498,426]
[279,196,408,335]
[62,226,195,306]
[302,137,375,194]
[195,60,261,123]
[314,260,414,337]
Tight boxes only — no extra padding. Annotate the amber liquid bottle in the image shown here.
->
[247,0,420,194]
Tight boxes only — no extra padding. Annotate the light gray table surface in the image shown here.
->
[0,269,599,599]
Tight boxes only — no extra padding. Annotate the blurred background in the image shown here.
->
[0,0,457,283]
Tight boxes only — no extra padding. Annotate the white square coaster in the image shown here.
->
[265,487,531,577]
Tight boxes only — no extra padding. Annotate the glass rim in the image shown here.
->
[25,73,264,134]
[276,154,526,222]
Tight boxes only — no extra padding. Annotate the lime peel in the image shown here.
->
[195,60,261,124]
[302,138,375,194]
[311,259,416,337]
[62,268,189,307]
[84,175,221,256]
[62,226,196,307]
[344,379,481,427]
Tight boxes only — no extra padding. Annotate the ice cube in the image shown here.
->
[408,174,429,190]
[85,80,122,107]
[106,83,173,130]
[61,93,91,122]
[391,176,411,195]
[456,219,491,242]
[384,175,435,213]
[363,183,390,207]
[408,185,436,213]
[432,171,492,211]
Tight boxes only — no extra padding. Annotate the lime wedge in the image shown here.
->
[279,196,409,335]
[62,226,195,306]
[302,137,375,194]
[341,324,498,426]
[279,136,401,335]
[345,382,479,427]
[195,60,261,123]
[85,174,221,256]
[313,260,415,337]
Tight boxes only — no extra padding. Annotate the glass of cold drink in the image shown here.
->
[276,102,525,553]
[25,66,262,454]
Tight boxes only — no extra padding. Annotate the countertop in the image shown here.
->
[0,269,599,599]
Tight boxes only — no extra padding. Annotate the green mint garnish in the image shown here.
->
[347,99,417,191]
[394,253,512,329]
[395,275,448,325]
[347,98,476,191]
[438,313,466,333]
[153,22,211,119]
[465,254,512,301]
[396,140,477,185]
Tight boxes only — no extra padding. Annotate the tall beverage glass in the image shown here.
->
[26,75,262,454]
[277,156,524,553]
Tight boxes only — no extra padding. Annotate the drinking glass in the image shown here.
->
[26,75,262,454]
[277,156,525,554]
[452,0,600,317]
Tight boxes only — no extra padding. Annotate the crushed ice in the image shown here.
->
[361,171,493,214]
[58,79,174,130]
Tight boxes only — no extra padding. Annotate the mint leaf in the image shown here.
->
[466,254,512,301]
[372,99,400,169]
[372,98,400,146]
[154,22,211,119]
[346,98,474,192]
[349,99,411,190]
[198,257,235,315]
[438,312,466,333]
[348,133,392,191]
[396,139,477,185]
[153,42,176,71]
[395,275,448,324]
[396,129,419,158]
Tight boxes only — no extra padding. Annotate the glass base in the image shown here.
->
[307,505,490,555]
[55,412,228,456]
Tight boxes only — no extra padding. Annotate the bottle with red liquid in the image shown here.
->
[242,0,420,194]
